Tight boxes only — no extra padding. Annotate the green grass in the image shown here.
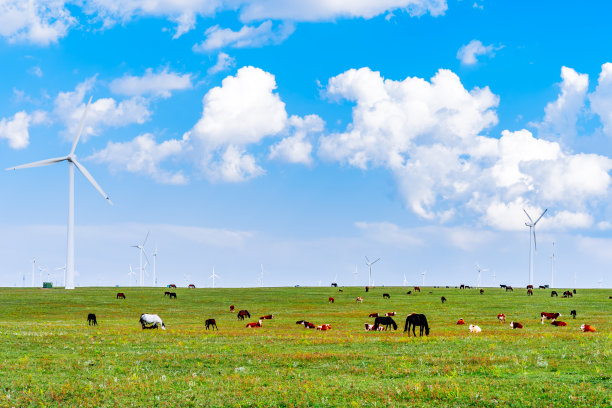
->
[0,286,609,407]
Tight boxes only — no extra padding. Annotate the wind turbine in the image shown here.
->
[403,273,408,286]
[258,263,264,287]
[55,265,67,287]
[131,231,150,287]
[353,264,359,283]
[31,259,36,287]
[550,242,555,288]
[7,97,112,290]
[152,246,157,287]
[38,265,47,287]
[523,208,547,286]
[127,264,137,286]
[475,262,488,288]
[365,256,380,287]
[421,270,426,286]
[491,270,496,286]
[209,266,220,288]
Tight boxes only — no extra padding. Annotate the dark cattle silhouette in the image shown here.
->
[406,291,412,295]
[505,286,513,292]
[328,297,335,303]
[205,318,217,330]
[116,292,126,299]
[551,291,558,297]
[168,292,177,299]
[331,283,338,287]
[570,310,577,319]
[479,289,484,294]
[373,316,397,331]
[500,284,507,289]
[188,284,196,288]
[382,293,390,299]
[441,296,447,304]
[365,286,369,292]
[237,310,250,320]
[526,285,533,289]
[404,314,430,337]
[164,291,171,297]
[460,284,465,289]
[87,313,97,326]
[414,286,421,292]
[229,305,235,312]
[527,289,533,296]
[368,313,379,318]
[573,289,577,294]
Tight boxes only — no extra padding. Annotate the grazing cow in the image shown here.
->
[331,283,338,287]
[526,284,533,289]
[456,318,465,325]
[116,292,126,299]
[570,310,576,319]
[551,321,567,327]
[364,323,384,331]
[373,316,397,331]
[188,284,196,288]
[168,284,176,288]
[368,313,379,318]
[527,289,533,296]
[87,313,97,326]
[328,297,335,303]
[302,321,316,329]
[356,297,363,303]
[540,312,561,324]
[441,296,447,304]
[382,293,390,299]
[500,284,507,289]
[573,289,576,294]
[365,286,369,292]
[406,291,412,295]
[404,314,430,337]
[464,285,472,289]
[551,291,558,297]
[140,314,165,330]
[338,289,343,292]
[295,320,305,325]
[205,318,217,330]
[246,320,262,328]
[259,315,273,320]
[580,324,596,332]
[414,286,421,292]
[539,285,546,289]
[168,292,177,299]
[316,324,331,331]
[164,291,171,297]
[237,310,251,320]
[229,305,235,312]
[497,313,506,323]
[469,324,482,333]
[480,289,484,295]
[505,286,513,292]
[510,321,523,329]
[385,312,396,317]
[563,290,573,298]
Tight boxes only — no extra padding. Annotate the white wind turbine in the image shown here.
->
[7,97,112,290]
[55,265,67,287]
[127,264,137,286]
[152,246,157,287]
[31,259,36,288]
[38,265,47,287]
[131,231,150,287]
[258,263,264,287]
[403,273,408,286]
[353,264,359,283]
[523,208,547,286]
[209,266,220,288]
[365,256,380,287]
[550,242,555,288]
[475,262,488,288]
[421,270,426,286]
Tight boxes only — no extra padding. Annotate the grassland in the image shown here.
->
[0,286,609,407]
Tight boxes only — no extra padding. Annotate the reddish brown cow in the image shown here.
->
[316,324,331,331]
[328,297,334,303]
[229,305,235,312]
[414,286,421,292]
[385,312,396,317]
[551,321,567,327]
[581,324,596,332]
[497,313,506,323]
[116,292,126,299]
[259,315,273,320]
[510,321,523,329]
[541,312,561,324]
[246,320,262,328]
[456,318,465,325]
[527,289,533,296]
[368,313,379,318]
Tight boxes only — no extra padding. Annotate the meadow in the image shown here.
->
[0,285,609,407]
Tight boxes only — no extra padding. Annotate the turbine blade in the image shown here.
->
[365,256,370,264]
[523,208,534,223]
[534,208,548,225]
[142,249,150,266]
[143,231,149,246]
[70,96,92,156]
[372,258,380,264]
[72,158,113,205]
[6,156,69,170]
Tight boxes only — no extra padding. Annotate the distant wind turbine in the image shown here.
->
[475,262,488,288]
[403,273,408,286]
[523,208,547,286]
[353,265,359,283]
[209,266,220,288]
[7,97,113,290]
[38,265,47,287]
[421,270,426,286]
[131,231,150,287]
[258,263,264,287]
[152,246,157,287]
[55,265,67,287]
[550,242,555,288]
[127,264,137,286]
[31,259,36,288]
[365,256,380,287]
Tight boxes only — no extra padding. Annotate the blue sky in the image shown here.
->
[0,0,611,288]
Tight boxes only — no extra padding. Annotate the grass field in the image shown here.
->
[0,286,609,407]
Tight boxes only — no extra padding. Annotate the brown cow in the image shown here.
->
[116,292,126,299]
[580,324,596,332]
[456,318,465,325]
[510,321,523,329]
[540,312,561,324]
[205,318,217,330]
[551,321,567,327]
[328,297,335,303]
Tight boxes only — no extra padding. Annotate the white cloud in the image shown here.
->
[589,62,612,136]
[88,133,188,184]
[0,110,46,149]
[0,0,75,45]
[355,221,422,247]
[269,115,324,165]
[457,39,496,65]
[54,77,151,141]
[28,66,43,77]
[202,144,265,182]
[538,66,588,140]
[194,21,294,52]
[109,68,193,98]
[207,52,235,75]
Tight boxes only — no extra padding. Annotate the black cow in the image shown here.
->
[373,316,397,331]
[404,314,430,337]
[87,313,97,326]
[382,293,390,299]
[205,318,218,330]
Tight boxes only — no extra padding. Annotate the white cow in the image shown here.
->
[469,324,482,333]
[140,313,166,330]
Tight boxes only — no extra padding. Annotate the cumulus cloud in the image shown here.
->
[269,115,324,165]
[0,110,47,149]
[54,77,151,141]
[589,62,612,136]
[207,52,235,75]
[88,133,188,184]
[194,21,294,52]
[457,39,497,65]
[0,0,75,45]
[109,68,193,98]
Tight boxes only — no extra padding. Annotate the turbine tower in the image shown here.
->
[421,270,426,286]
[475,262,488,288]
[258,263,264,287]
[403,273,408,286]
[523,208,547,286]
[209,266,220,288]
[55,265,67,287]
[365,256,380,287]
[353,264,359,283]
[31,259,36,288]
[152,246,157,287]
[7,97,113,290]
[127,264,136,286]
[550,242,555,288]
[131,231,150,287]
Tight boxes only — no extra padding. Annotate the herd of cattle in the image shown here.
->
[91,286,599,334]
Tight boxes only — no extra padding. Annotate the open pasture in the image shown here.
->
[0,286,609,407]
